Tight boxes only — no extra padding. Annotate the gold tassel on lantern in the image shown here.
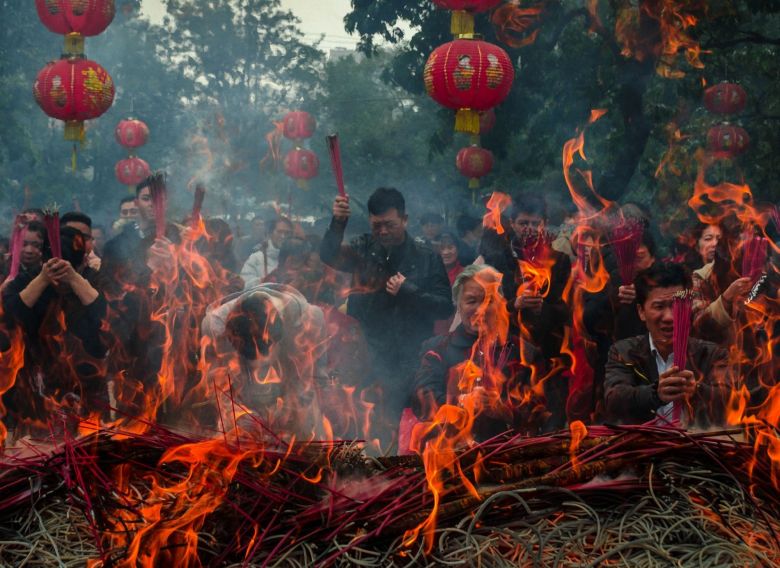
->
[64,121,85,172]
[297,179,309,190]
[469,177,480,189]
[450,11,475,35]
[455,109,481,135]
[63,33,85,56]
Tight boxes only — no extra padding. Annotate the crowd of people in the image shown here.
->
[0,179,777,451]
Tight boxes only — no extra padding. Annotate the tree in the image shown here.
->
[344,0,780,222]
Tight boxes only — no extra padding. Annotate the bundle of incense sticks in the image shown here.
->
[672,289,694,422]
[609,219,644,285]
[44,208,61,259]
[741,236,767,281]
[326,134,346,198]
[191,183,206,230]
[149,173,167,240]
[519,228,553,263]
[7,215,26,281]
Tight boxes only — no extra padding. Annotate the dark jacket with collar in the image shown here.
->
[604,334,729,426]
[412,325,546,439]
[320,220,453,393]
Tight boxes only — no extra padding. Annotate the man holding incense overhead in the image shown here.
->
[320,188,453,441]
[604,263,730,427]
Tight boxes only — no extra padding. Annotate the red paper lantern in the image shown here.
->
[115,118,149,148]
[707,124,750,159]
[33,57,115,141]
[456,146,493,188]
[424,38,514,134]
[703,82,747,115]
[432,0,503,34]
[282,111,316,141]
[115,156,151,186]
[284,148,319,188]
[36,0,115,54]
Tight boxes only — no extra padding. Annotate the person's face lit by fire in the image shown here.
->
[634,244,655,272]
[637,285,683,356]
[64,221,93,254]
[120,201,139,220]
[136,187,154,222]
[270,220,293,249]
[458,276,502,337]
[21,228,44,269]
[438,238,459,269]
[697,224,721,265]
[511,213,545,242]
[370,208,407,248]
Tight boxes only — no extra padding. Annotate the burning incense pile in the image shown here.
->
[2,423,779,566]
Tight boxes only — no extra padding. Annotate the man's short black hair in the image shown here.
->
[456,214,481,238]
[120,196,136,207]
[635,262,691,306]
[268,216,293,233]
[61,211,92,229]
[420,212,443,226]
[368,187,405,216]
[510,193,547,221]
[25,220,47,242]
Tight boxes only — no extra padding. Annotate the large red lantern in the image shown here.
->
[284,148,319,188]
[115,118,149,148]
[456,146,493,188]
[34,57,115,142]
[424,38,514,134]
[115,156,151,186]
[282,111,316,141]
[707,124,750,159]
[703,82,747,115]
[432,0,503,35]
[36,0,116,55]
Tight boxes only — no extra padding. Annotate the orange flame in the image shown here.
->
[482,191,511,235]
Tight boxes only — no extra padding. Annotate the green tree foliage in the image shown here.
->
[345,0,780,223]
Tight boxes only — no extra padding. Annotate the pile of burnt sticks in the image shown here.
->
[1,421,779,567]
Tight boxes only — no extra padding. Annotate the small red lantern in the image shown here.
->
[456,146,493,188]
[284,148,319,188]
[703,82,747,115]
[707,124,750,159]
[432,0,503,35]
[115,156,151,186]
[424,38,514,134]
[34,57,115,142]
[115,118,149,148]
[282,111,316,141]
[36,0,116,55]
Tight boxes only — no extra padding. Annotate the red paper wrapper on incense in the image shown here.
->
[672,290,694,422]
[44,209,61,259]
[610,220,643,286]
[149,173,167,240]
[7,215,26,281]
[191,183,206,230]
[326,134,347,198]
[741,236,767,282]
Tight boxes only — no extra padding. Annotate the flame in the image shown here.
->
[482,191,511,235]
[562,109,611,219]
[491,1,545,48]
[569,420,588,474]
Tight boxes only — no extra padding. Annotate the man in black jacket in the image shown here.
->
[320,188,453,437]
[604,263,729,426]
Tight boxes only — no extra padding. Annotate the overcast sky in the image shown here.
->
[141,0,358,48]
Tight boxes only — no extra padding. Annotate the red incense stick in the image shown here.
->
[326,134,346,198]
[149,173,167,240]
[8,215,26,281]
[672,289,694,422]
[610,219,644,286]
[44,209,61,259]
[191,183,206,229]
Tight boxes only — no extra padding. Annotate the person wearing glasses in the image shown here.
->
[61,212,101,271]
